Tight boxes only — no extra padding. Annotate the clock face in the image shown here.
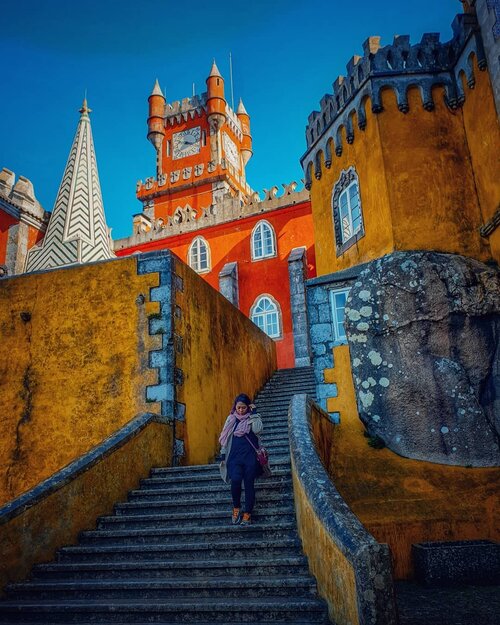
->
[172,127,201,160]
[222,132,240,170]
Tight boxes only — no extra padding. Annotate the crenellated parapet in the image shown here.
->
[0,168,49,229]
[301,11,488,187]
[114,182,309,251]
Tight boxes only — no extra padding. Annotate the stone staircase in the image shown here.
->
[0,367,331,624]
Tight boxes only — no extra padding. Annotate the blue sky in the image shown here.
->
[1,1,459,239]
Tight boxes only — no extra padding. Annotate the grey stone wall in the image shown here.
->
[288,248,311,367]
[344,251,500,467]
[218,261,239,307]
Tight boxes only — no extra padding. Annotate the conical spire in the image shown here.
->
[150,79,164,98]
[25,101,115,272]
[237,98,248,115]
[209,60,222,78]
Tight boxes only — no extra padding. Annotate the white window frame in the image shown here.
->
[338,181,362,244]
[188,236,210,273]
[251,220,277,260]
[329,288,350,344]
[250,294,282,339]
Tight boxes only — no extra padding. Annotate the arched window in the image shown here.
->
[250,295,282,339]
[251,221,276,260]
[188,236,210,273]
[332,167,364,255]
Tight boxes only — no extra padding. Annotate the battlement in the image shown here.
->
[164,93,207,121]
[0,167,48,228]
[114,182,309,251]
[301,11,488,185]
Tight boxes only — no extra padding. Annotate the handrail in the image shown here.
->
[0,412,163,525]
[289,394,398,625]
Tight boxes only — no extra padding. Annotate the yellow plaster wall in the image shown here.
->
[314,391,500,579]
[309,83,495,278]
[291,459,359,625]
[460,57,500,262]
[0,420,171,591]
[0,258,161,504]
[380,86,490,261]
[172,257,277,465]
[309,103,394,277]
[325,344,358,417]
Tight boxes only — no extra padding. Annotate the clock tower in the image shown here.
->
[137,61,254,224]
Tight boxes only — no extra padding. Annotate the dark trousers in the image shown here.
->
[230,463,257,513]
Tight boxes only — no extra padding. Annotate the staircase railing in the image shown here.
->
[0,412,171,593]
[288,394,399,625]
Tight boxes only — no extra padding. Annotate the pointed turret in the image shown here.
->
[206,60,226,132]
[237,98,253,166]
[25,100,115,272]
[148,79,166,175]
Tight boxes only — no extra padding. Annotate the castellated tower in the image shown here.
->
[138,61,254,225]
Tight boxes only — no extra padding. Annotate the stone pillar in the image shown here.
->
[288,247,311,367]
[5,220,30,275]
[218,261,239,307]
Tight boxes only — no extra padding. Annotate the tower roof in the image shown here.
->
[150,79,165,97]
[208,60,222,78]
[25,100,115,272]
[237,98,248,115]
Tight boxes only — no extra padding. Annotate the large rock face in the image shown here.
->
[345,251,500,467]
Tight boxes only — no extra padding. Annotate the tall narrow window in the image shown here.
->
[329,288,350,343]
[251,295,282,339]
[188,237,210,273]
[251,221,276,260]
[332,167,364,255]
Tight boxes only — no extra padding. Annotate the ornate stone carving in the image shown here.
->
[170,170,180,183]
[182,167,192,180]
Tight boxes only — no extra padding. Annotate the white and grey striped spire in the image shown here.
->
[25,99,115,272]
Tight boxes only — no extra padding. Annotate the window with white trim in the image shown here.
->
[250,295,281,338]
[251,221,276,260]
[329,288,350,343]
[332,167,364,255]
[188,237,210,273]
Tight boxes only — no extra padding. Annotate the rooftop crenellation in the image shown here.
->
[301,10,488,185]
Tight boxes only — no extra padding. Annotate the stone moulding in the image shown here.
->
[288,394,398,625]
[300,12,487,187]
[0,412,165,525]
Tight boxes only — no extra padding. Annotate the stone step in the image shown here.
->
[79,521,299,546]
[139,469,291,489]
[0,596,329,623]
[127,480,293,502]
[148,455,290,479]
[32,555,311,582]
[97,505,294,530]
[57,537,303,563]
[119,491,288,514]
[257,386,315,398]
[7,575,319,601]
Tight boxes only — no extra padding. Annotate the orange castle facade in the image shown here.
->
[115,62,316,369]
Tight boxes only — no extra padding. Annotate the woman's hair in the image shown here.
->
[232,393,252,412]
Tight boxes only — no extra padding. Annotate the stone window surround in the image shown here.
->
[332,166,365,256]
[251,219,277,261]
[188,236,211,274]
[250,293,283,340]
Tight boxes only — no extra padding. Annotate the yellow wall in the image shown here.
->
[310,103,394,277]
[0,420,171,591]
[314,392,500,579]
[0,258,161,504]
[460,56,500,262]
[310,81,497,277]
[173,257,277,465]
[292,460,359,625]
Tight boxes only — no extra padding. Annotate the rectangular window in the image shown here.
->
[329,288,350,343]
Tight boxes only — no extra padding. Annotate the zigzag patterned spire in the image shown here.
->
[25,100,115,272]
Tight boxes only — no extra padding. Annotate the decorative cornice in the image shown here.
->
[301,11,487,187]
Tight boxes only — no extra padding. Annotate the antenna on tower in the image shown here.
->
[229,52,235,110]
[192,82,195,97]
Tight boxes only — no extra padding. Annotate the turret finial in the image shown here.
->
[237,98,248,115]
[151,79,165,98]
[209,60,222,78]
[79,96,92,116]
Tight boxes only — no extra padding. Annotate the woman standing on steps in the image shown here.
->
[219,393,263,526]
